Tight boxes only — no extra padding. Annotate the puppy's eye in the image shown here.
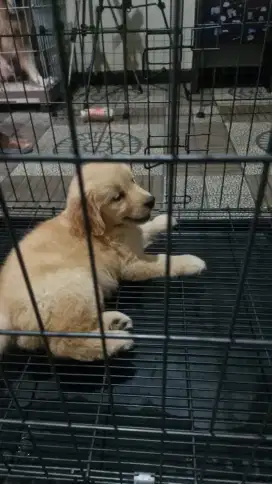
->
[112,192,125,202]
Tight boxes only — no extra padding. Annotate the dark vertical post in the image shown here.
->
[166,0,183,199]
[159,1,183,483]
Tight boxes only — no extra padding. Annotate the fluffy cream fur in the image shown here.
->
[0,163,206,360]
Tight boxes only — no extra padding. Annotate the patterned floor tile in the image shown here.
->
[1,175,72,204]
[168,175,208,209]
[0,112,52,155]
[18,113,53,149]
[0,112,31,138]
[224,121,272,175]
[176,163,203,175]
[101,123,167,175]
[224,121,271,155]
[11,124,109,177]
[217,104,272,123]
[1,83,268,214]
[245,174,272,209]
[188,122,236,155]
[209,86,272,106]
[183,104,222,125]
[0,162,19,179]
[201,163,242,175]
[205,175,254,209]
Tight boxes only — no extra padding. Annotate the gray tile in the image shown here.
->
[224,121,272,175]
[12,161,75,177]
[168,175,208,209]
[176,163,203,175]
[102,123,165,175]
[196,134,235,155]
[245,174,272,208]
[205,175,254,209]
[0,162,19,178]
[20,113,53,147]
[202,162,242,175]
[212,86,272,105]
[218,104,272,123]
[176,160,242,176]
[185,121,236,155]
[37,123,108,156]
[1,175,34,203]
[117,84,169,104]
[1,111,31,127]
[73,85,124,105]
[188,104,222,124]
[1,175,72,204]
[190,87,226,104]
[0,112,35,140]
[37,175,72,202]
[0,112,10,124]
[0,112,52,151]
[11,124,109,176]
[225,113,272,123]
[224,121,271,155]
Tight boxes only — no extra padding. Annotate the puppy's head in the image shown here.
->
[66,163,155,237]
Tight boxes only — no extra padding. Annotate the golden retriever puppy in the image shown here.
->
[0,163,206,361]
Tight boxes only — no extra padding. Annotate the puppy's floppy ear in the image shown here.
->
[67,191,105,237]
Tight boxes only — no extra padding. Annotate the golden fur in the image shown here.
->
[0,163,206,361]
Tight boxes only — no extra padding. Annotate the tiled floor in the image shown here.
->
[0,84,272,212]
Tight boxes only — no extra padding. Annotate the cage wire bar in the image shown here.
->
[0,0,272,483]
[0,0,65,105]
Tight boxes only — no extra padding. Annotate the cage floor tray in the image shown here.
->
[0,81,60,104]
[0,213,272,483]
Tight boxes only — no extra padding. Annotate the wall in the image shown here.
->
[65,0,196,73]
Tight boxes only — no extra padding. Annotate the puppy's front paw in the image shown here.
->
[153,214,178,232]
[107,330,134,356]
[118,333,134,351]
[103,311,133,331]
[179,255,206,276]
[171,254,206,277]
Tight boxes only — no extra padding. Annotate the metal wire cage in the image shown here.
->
[0,0,272,483]
[0,0,66,104]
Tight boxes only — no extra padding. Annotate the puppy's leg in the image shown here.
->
[100,310,134,354]
[102,311,133,331]
[0,313,11,355]
[122,254,206,281]
[48,311,133,361]
[141,215,177,248]
[19,50,53,87]
[0,55,14,81]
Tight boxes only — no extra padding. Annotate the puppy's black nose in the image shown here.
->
[144,195,155,209]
